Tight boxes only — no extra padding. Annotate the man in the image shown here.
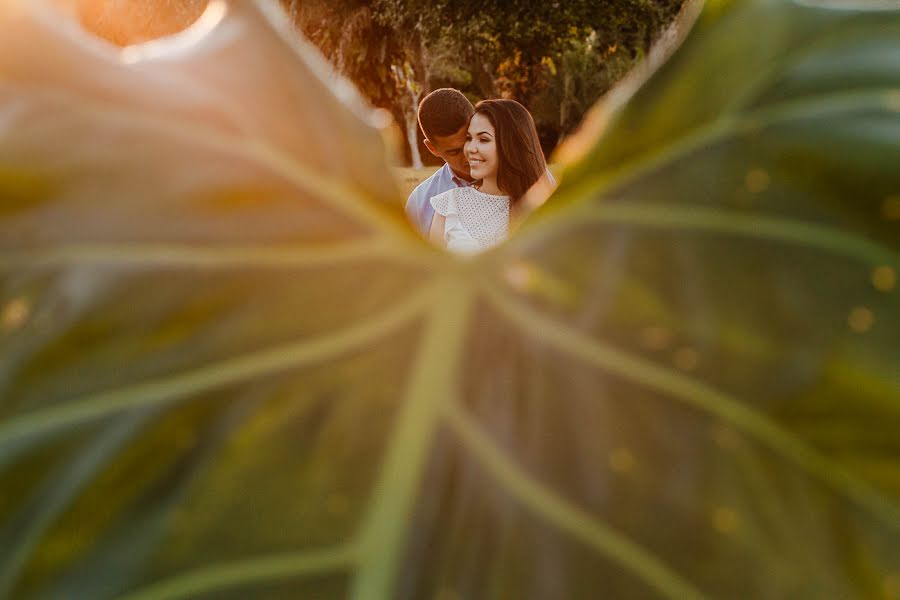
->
[405,88,476,236]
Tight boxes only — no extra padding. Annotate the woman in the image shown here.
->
[429,99,552,254]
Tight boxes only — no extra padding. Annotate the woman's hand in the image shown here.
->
[512,171,557,227]
[429,213,447,247]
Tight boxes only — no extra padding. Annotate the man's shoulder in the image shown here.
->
[407,164,453,205]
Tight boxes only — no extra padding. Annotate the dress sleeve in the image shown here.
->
[430,190,456,217]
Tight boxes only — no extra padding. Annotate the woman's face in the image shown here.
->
[465,112,498,182]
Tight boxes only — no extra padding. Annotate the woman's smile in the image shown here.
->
[466,155,487,178]
[464,112,499,184]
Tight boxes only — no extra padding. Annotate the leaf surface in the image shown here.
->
[1,0,898,599]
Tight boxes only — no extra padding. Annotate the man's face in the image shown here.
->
[425,124,472,181]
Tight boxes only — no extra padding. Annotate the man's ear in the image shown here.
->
[423,139,441,158]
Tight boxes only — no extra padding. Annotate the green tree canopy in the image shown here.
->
[282,0,685,162]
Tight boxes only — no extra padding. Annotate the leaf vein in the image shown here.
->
[514,203,897,266]
[0,239,433,270]
[443,401,708,600]
[524,87,898,247]
[481,282,900,532]
[0,281,435,449]
[114,544,356,600]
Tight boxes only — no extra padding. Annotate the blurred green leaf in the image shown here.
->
[1,0,898,599]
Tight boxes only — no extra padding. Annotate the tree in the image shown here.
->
[282,0,440,167]
[285,0,685,163]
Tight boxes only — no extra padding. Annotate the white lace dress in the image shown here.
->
[430,187,510,254]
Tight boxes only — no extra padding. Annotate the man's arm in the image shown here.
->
[405,181,436,236]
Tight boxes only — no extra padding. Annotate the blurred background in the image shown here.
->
[73,0,686,166]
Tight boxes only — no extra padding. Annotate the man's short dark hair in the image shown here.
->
[417,88,475,142]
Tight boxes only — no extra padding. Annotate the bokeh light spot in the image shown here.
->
[883,195,900,221]
[848,306,874,333]
[2,297,30,332]
[712,507,739,534]
[639,326,673,350]
[887,90,900,113]
[370,108,393,129]
[674,346,700,371]
[503,261,539,292]
[745,168,770,194]
[609,448,636,474]
[872,266,896,292]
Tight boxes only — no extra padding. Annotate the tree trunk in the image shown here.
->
[406,108,423,169]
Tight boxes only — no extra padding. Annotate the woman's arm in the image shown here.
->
[429,213,447,247]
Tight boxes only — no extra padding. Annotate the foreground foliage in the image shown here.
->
[0,0,898,598]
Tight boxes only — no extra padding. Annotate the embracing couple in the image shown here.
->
[405,88,555,254]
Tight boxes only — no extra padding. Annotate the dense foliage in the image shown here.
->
[281,0,685,163]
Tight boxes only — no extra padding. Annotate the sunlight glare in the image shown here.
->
[120,0,227,64]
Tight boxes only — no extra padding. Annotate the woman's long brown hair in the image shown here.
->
[472,99,547,204]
